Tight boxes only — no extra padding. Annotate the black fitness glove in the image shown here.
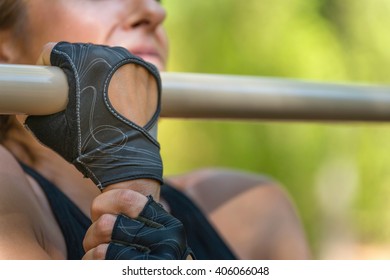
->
[25,42,163,190]
[106,195,194,260]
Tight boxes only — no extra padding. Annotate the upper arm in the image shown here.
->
[0,145,51,259]
[165,168,280,214]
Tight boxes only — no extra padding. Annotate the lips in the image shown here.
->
[131,51,164,70]
[133,51,158,60]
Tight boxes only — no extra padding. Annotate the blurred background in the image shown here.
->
[159,0,390,259]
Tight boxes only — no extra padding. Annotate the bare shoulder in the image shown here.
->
[166,167,278,192]
[0,145,29,193]
[165,167,281,213]
[0,145,50,259]
[0,144,23,173]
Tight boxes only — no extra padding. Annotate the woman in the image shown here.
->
[0,0,310,259]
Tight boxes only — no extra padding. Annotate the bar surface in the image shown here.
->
[0,64,68,115]
[1,64,390,121]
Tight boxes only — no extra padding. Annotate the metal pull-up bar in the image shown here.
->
[1,64,390,122]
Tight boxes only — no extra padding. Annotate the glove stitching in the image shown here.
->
[52,47,103,188]
[52,48,82,155]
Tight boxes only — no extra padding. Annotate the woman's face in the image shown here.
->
[14,0,168,70]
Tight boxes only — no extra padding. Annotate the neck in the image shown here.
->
[2,116,61,169]
[3,116,36,157]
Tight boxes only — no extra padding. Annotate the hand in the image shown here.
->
[82,189,194,260]
[25,43,193,259]
[25,42,163,191]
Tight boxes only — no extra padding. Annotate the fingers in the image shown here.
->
[104,197,193,260]
[82,244,109,260]
[90,189,148,222]
[83,189,148,256]
[35,42,58,66]
[83,214,116,253]
[84,194,194,260]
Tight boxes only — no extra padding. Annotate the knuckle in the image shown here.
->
[90,196,102,217]
[116,189,136,206]
[115,190,144,217]
[95,214,116,236]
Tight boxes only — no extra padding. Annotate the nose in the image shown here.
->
[124,0,166,31]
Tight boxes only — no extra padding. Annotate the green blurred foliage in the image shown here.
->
[159,0,390,258]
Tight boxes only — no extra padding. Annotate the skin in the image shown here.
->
[0,0,311,259]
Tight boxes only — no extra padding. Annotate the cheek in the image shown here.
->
[23,2,116,63]
[156,27,169,70]
[38,14,109,44]
[51,2,123,44]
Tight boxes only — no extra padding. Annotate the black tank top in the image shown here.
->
[21,163,236,260]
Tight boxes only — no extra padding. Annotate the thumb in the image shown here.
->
[35,42,58,66]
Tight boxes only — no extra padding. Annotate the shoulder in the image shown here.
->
[165,167,281,213]
[166,167,278,192]
[0,145,31,194]
[0,144,23,173]
[0,145,51,259]
[0,145,33,197]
